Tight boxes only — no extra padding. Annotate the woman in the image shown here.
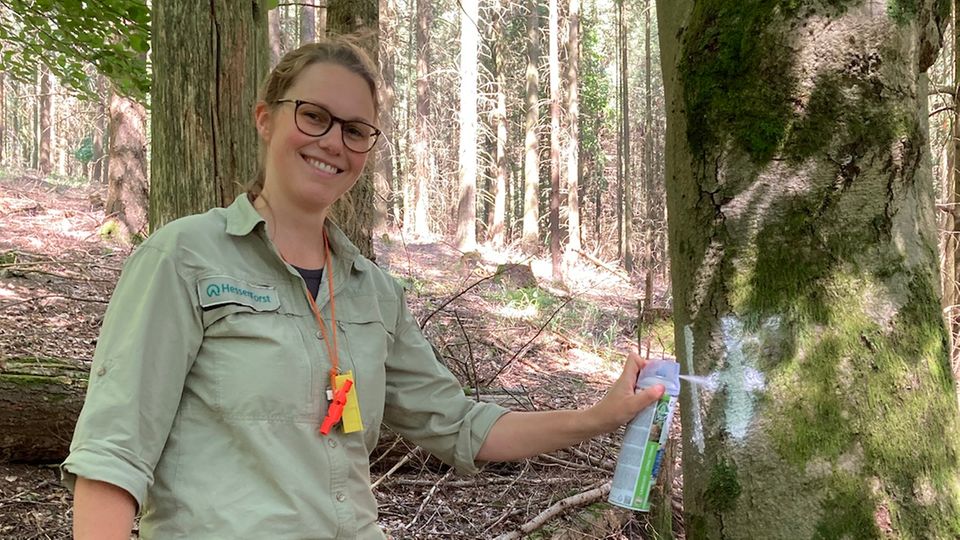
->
[64,37,664,539]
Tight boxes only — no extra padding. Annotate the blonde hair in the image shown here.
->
[248,36,380,198]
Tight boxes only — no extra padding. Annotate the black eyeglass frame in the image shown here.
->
[274,99,382,153]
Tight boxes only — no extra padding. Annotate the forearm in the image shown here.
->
[73,477,137,540]
[476,409,608,462]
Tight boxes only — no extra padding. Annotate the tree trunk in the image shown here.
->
[490,7,508,248]
[317,1,328,39]
[951,0,960,384]
[455,0,479,252]
[377,0,398,230]
[38,66,51,175]
[151,0,267,230]
[412,0,432,237]
[565,0,581,254]
[619,0,632,272]
[327,0,377,260]
[658,2,960,538]
[91,79,109,185]
[0,359,87,463]
[642,0,654,309]
[12,79,23,166]
[615,2,624,261]
[30,68,38,170]
[269,7,283,68]
[0,71,5,166]
[522,0,541,249]
[300,0,317,44]
[105,92,149,241]
[548,0,562,279]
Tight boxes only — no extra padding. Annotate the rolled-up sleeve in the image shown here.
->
[61,243,202,507]
[382,290,508,474]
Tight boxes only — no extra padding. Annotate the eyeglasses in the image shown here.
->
[274,99,381,153]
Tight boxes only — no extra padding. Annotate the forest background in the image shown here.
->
[1,0,960,539]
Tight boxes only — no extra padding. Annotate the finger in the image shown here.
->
[621,351,642,383]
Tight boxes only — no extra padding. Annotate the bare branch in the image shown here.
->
[0,294,109,311]
[493,481,612,540]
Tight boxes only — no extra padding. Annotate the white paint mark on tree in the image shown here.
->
[718,316,769,441]
[684,324,706,454]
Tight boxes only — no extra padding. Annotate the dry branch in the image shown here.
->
[493,481,612,540]
[0,294,109,312]
[574,248,628,278]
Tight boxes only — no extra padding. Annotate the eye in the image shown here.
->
[299,106,330,125]
[344,124,369,140]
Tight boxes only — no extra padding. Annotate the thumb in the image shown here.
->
[632,383,665,409]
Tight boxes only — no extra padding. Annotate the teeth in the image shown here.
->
[304,156,339,174]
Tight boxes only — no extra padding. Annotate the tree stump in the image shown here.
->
[494,263,537,289]
[0,358,87,463]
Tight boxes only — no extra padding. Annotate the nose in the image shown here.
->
[316,121,344,155]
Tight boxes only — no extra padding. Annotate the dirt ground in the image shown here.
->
[0,173,682,539]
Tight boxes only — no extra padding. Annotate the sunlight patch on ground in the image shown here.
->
[496,303,539,319]
[566,347,620,380]
[0,284,18,299]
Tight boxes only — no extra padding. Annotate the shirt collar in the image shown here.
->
[224,193,362,267]
[224,193,265,236]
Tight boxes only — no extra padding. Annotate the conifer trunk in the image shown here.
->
[455,0,479,252]
[376,0,397,230]
[548,0,562,279]
[326,0,377,259]
[105,93,148,241]
[522,0,541,248]
[659,2,960,538]
[150,0,267,230]
[412,0,432,237]
[565,0,581,253]
[38,66,51,175]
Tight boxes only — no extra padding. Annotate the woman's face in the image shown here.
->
[255,62,377,213]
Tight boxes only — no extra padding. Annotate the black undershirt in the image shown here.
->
[293,266,324,299]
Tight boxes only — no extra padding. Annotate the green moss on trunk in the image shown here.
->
[669,1,960,538]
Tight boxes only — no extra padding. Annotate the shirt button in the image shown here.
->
[316,330,323,340]
[96,367,106,376]
[328,439,338,448]
[336,492,346,502]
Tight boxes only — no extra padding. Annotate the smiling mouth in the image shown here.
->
[302,154,343,175]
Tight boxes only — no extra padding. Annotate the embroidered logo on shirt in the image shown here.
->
[197,276,281,311]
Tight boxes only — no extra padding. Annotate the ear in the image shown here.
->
[254,102,272,142]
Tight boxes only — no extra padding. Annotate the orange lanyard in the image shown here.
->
[284,230,339,392]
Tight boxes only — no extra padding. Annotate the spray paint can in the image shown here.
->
[608,359,681,512]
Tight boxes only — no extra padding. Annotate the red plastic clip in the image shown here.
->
[320,379,353,435]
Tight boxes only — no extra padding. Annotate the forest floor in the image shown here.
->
[0,172,682,539]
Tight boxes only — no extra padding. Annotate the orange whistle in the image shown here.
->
[320,379,353,435]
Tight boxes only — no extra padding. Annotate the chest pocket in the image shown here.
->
[198,302,315,423]
[336,295,397,444]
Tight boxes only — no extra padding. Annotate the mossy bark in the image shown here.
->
[658,1,960,538]
[0,358,87,463]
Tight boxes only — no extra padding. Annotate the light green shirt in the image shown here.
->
[62,194,508,539]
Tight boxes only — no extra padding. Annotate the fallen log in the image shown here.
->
[0,357,88,463]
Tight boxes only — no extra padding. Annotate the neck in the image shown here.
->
[254,189,329,269]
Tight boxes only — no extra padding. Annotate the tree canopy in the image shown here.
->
[0,0,149,101]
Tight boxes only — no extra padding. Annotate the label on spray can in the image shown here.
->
[608,360,681,512]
